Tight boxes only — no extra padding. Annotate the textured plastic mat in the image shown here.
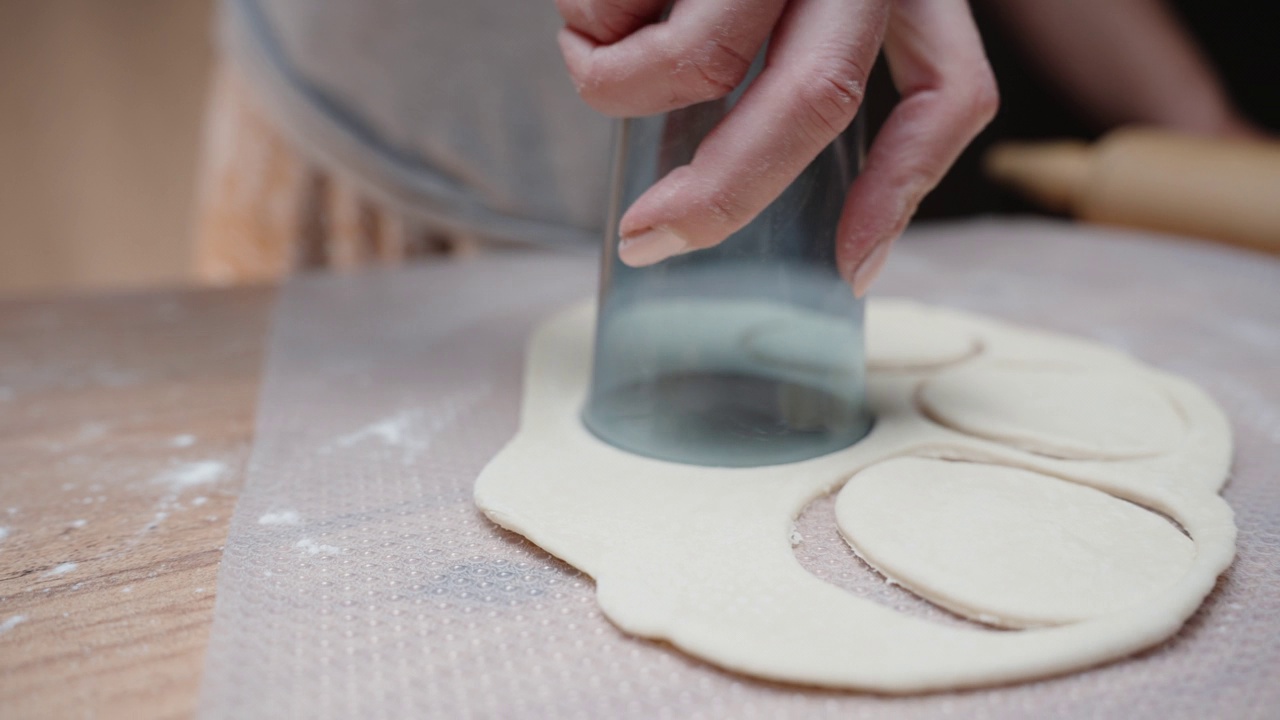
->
[199,219,1280,718]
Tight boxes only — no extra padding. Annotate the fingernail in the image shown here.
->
[618,228,689,267]
[852,242,892,298]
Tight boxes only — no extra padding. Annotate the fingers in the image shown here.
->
[555,0,668,45]
[558,0,787,117]
[616,0,890,266]
[837,0,998,296]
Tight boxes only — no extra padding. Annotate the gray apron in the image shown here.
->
[219,0,613,248]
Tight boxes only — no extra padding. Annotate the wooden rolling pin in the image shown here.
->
[985,128,1280,253]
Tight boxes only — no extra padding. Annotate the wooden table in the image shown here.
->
[0,286,275,720]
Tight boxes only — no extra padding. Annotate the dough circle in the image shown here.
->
[474,299,1235,693]
[918,361,1186,459]
[835,457,1195,628]
[866,300,981,370]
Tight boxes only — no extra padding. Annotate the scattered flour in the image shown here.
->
[70,519,87,529]
[44,562,77,577]
[259,510,301,526]
[334,409,422,451]
[128,460,230,538]
[170,434,197,448]
[153,460,228,493]
[0,527,8,542]
[295,538,343,556]
[0,615,27,635]
[329,389,489,465]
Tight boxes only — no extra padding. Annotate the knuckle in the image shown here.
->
[595,0,648,39]
[555,0,591,30]
[677,38,754,102]
[556,0,642,43]
[793,56,868,140]
[946,62,1000,128]
[967,70,1001,126]
[554,0,576,18]
[701,185,750,230]
[902,167,938,205]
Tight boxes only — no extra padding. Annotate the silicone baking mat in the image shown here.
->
[199,219,1280,718]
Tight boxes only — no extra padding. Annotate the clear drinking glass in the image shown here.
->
[582,57,873,468]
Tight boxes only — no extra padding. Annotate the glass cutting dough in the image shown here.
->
[475,298,1235,693]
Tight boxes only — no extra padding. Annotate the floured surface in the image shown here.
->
[200,220,1280,717]
[475,298,1234,691]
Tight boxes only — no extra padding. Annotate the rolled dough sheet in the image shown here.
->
[918,361,1187,459]
[474,298,1235,693]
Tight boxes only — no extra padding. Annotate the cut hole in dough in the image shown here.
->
[867,301,982,371]
[792,492,1004,631]
[836,457,1196,628]
[918,361,1185,460]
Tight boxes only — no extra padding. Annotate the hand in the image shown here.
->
[556,0,998,295]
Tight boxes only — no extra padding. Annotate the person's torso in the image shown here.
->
[224,0,614,245]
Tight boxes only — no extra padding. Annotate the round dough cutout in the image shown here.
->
[836,457,1195,628]
[918,361,1185,459]
[867,302,981,371]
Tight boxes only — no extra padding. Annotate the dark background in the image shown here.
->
[864,0,1280,219]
